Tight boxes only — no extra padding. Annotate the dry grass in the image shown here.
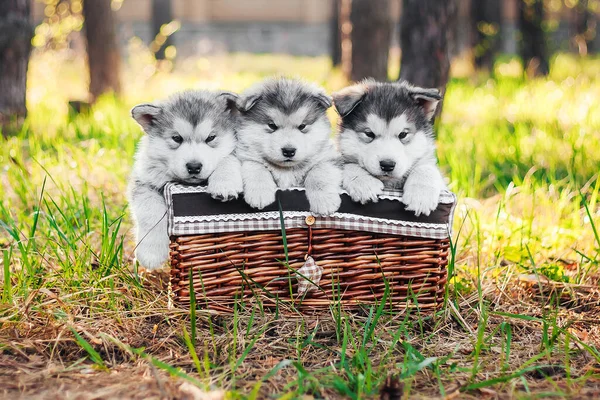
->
[2,274,600,398]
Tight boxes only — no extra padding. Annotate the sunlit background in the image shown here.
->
[1,0,600,397]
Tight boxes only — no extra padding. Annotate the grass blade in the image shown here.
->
[189,267,197,346]
[182,326,204,380]
[69,328,107,370]
[277,198,289,266]
[580,189,600,257]
[131,347,203,387]
[2,249,12,303]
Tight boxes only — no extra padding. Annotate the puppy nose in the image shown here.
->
[281,147,296,158]
[186,162,202,175]
[379,160,396,172]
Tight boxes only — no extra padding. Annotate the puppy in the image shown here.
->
[235,77,342,215]
[128,90,242,269]
[333,80,446,216]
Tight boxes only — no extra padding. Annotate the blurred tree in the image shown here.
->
[574,0,596,54]
[348,0,391,81]
[330,0,342,66]
[519,0,548,76]
[340,0,352,79]
[83,0,121,102]
[0,0,33,132]
[399,0,457,94]
[152,0,173,60]
[471,0,501,71]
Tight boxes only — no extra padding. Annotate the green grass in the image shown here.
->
[1,51,600,398]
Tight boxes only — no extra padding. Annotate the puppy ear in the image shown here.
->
[332,84,368,117]
[236,94,261,113]
[408,87,442,121]
[218,91,239,113]
[131,103,162,132]
[314,93,332,109]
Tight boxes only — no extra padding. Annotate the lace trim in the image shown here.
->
[167,184,208,195]
[173,211,447,229]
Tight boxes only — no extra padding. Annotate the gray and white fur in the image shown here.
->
[128,90,242,269]
[235,77,342,215]
[333,80,446,216]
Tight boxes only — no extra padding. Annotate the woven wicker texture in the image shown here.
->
[170,228,449,312]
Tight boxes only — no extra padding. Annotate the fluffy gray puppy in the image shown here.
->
[235,77,342,215]
[128,90,242,269]
[333,80,446,216]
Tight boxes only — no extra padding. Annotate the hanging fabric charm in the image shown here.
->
[297,255,322,295]
[297,216,322,295]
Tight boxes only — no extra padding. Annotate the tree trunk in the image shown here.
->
[471,0,501,71]
[83,0,121,101]
[152,0,173,60]
[331,0,342,66]
[340,0,352,79]
[349,0,391,82]
[518,0,548,77]
[574,0,595,55]
[399,0,457,92]
[0,0,33,132]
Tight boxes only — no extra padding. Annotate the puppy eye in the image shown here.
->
[172,135,183,144]
[298,124,306,131]
[206,134,216,143]
[363,129,375,140]
[267,122,278,131]
[398,129,410,140]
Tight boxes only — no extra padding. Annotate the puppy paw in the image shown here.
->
[243,186,277,210]
[135,238,170,270]
[308,192,341,216]
[208,176,243,202]
[402,184,441,217]
[344,175,384,204]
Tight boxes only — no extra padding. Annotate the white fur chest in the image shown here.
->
[270,165,308,189]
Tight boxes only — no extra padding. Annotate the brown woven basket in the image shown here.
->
[165,184,455,313]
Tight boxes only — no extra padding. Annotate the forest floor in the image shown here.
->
[1,52,600,399]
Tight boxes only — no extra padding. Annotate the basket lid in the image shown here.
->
[164,184,456,239]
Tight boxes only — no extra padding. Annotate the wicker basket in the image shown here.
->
[165,184,456,313]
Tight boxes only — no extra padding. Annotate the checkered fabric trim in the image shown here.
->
[165,184,456,239]
[169,212,452,238]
